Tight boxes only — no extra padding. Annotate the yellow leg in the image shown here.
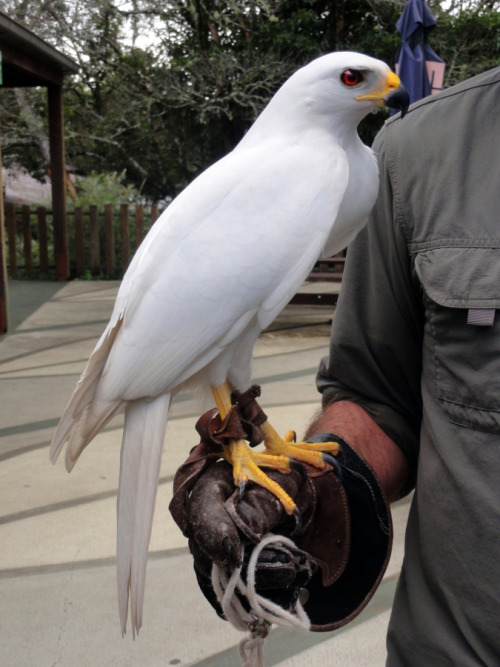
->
[211,382,233,419]
[210,383,296,514]
[260,420,339,469]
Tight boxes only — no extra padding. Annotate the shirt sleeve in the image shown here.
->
[316,126,424,486]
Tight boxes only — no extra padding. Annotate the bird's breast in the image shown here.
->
[323,144,379,256]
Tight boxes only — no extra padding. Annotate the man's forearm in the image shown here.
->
[305,400,409,502]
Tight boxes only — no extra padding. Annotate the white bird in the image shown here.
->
[50,51,408,637]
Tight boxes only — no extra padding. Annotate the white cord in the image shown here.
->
[211,533,310,667]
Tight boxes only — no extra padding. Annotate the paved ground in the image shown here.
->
[0,280,410,666]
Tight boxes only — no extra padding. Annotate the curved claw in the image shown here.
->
[239,478,248,501]
[322,452,343,484]
[291,506,302,536]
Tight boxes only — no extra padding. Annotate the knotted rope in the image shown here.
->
[211,533,311,667]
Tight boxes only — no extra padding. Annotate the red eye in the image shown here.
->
[341,69,362,86]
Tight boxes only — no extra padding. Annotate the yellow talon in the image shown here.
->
[260,420,339,468]
[209,382,340,516]
[227,438,296,515]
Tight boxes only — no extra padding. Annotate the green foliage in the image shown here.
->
[2,0,500,203]
[430,7,500,85]
[0,87,49,179]
[69,171,144,211]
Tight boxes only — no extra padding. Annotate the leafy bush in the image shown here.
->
[68,170,146,211]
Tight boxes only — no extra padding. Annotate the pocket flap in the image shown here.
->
[414,247,500,309]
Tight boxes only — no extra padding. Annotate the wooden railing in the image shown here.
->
[5,203,160,279]
[4,203,345,305]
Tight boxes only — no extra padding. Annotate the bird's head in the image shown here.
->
[236,52,409,150]
[275,52,409,127]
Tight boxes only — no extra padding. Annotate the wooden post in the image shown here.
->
[89,205,100,276]
[150,203,159,227]
[37,206,49,275]
[105,203,115,277]
[74,207,85,276]
[22,205,32,276]
[6,203,17,276]
[135,203,144,248]
[47,85,69,281]
[120,204,130,272]
[0,144,8,333]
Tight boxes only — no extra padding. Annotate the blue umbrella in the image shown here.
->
[395,0,445,107]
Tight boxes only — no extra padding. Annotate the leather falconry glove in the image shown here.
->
[169,395,393,631]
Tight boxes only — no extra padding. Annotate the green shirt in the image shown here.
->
[317,66,500,664]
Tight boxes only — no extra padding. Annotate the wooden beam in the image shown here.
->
[0,42,65,87]
[0,14,78,87]
[47,85,69,281]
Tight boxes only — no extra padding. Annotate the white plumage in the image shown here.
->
[50,51,407,636]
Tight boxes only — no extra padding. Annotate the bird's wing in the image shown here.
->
[51,136,350,462]
[96,139,349,400]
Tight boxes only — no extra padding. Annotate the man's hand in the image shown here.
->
[182,460,318,615]
[169,420,393,631]
[186,461,315,566]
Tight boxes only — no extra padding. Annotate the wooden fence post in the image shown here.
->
[74,207,85,276]
[150,203,159,226]
[6,203,16,276]
[22,205,32,276]
[47,85,69,281]
[120,204,130,271]
[105,203,115,277]
[2,201,168,280]
[89,205,100,276]
[37,207,49,275]
[135,204,144,247]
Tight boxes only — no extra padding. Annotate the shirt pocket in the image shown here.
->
[414,246,500,433]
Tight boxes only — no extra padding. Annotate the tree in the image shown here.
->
[1,1,500,202]
[429,4,500,85]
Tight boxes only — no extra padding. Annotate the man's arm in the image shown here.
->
[315,126,424,493]
[305,400,409,502]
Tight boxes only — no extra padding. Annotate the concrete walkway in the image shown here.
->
[0,280,410,666]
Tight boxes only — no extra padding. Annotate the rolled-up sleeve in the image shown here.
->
[317,127,423,485]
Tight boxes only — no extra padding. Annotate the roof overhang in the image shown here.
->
[0,11,79,87]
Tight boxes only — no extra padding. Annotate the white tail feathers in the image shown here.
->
[50,313,172,637]
[117,393,171,637]
[64,399,123,472]
[50,316,124,467]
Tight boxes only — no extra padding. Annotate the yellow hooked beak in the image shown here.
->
[356,71,410,117]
